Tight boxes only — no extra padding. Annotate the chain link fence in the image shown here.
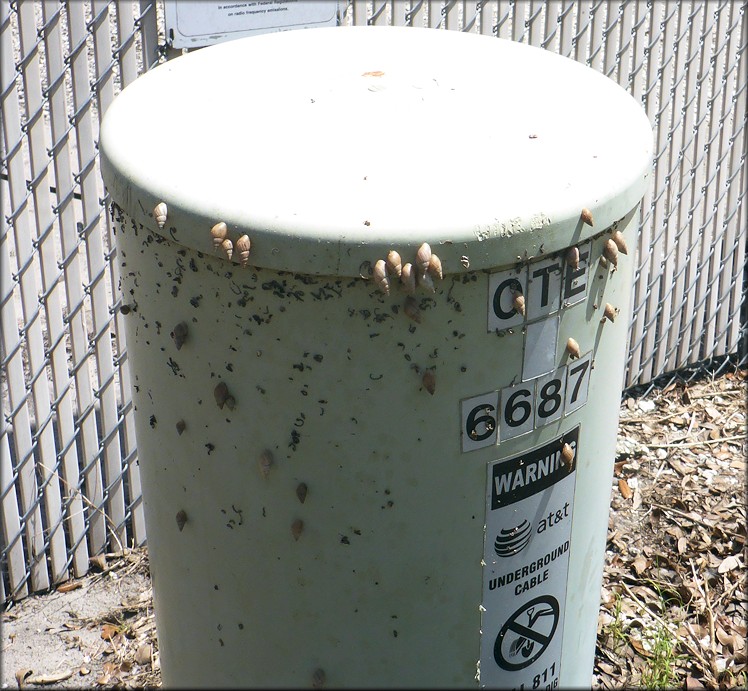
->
[1,0,745,602]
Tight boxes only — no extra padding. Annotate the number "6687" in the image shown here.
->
[461,353,591,452]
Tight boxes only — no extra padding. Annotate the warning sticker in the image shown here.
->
[479,427,579,688]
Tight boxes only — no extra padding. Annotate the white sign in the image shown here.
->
[480,427,579,688]
[165,1,339,49]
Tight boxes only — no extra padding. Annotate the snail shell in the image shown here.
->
[153,202,168,229]
[561,443,575,468]
[415,243,432,274]
[566,246,580,271]
[214,382,230,409]
[175,419,186,435]
[210,221,228,249]
[258,450,274,479]
[236,234,251,267]
[512,292,526,316]
[403,296,421,323]
[296,482,308,504]
[566,337,581,359]
[428,254,443,280]
[422,368,436,395]
[312,668,326,689]
[401,263,416,294]
[603,303,618,323]
[221,238,234,261]
[580,208,594,226]
[418,270,435,293]
[170,321,188,350]
[386,250,402,277]
[176,510,187,532]
[602,238,618,267]
[373,259,390,295]
[611,230,628,255]
[291,519,304,541]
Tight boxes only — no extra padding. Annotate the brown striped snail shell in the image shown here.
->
[418,270,435,293]
[386,250,402,277]
[153,202,168,229]
[401,263,416,294]
[566,337,581,359]
[602,238,618,267]
[611,230,628,255]
[512,292,526,316]
[428,253,443,280]
[291,519,304,541]
[258,450,273,479]
[210,221,228,249]
[296,482,308,504]
[373,259,390,295]
[176,510,187,532]
[403,296,421,323]
[221,238,234,261]
[603,303,618,323]
[566,246,580,271]
[236,234,251,267]
[561,443,575,468]
[415,242,432,275]
[580,208,594,226]
[422,368,436,395]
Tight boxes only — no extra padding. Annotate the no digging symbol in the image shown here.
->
[494,595,559,671]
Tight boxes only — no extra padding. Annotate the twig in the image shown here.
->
[703,576,719,680]
[645,434,745,449]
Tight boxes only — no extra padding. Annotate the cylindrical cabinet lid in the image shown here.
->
[100,26,653,276]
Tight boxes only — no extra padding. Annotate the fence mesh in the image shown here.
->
[1,0,746,602]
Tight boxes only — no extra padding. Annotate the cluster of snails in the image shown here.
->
[372,242,443,295]
[580,206,629,271]
[210,221,251,268]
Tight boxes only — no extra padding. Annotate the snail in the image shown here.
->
[153,202,167,229]
[611,229,628,255]
[386,250,402,277]
[210,221,228,250]
[221,238,234,261]
[291,519,304,541]
[415,242,432,275]
[401,263,416,294]
[566,246,580,271]
[258,450,273,479]
[373,259,389,295]
[175,419,186,435]
[566,337,581,359]
[422,368,436,395]
[602,238,618,268]
[561,443,575,468]
[428,253,443,280]
[603,303,618,323]
[296,482,308,504]
[176,510,187,532]
[170,321,188,350]
[236,235,251,267]
[214,382,234,410]
[512,292,525,316]
[580,208,594,226]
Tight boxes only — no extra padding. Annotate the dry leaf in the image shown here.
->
[632,554,649,575]
[135,643,152,666]
[89,554,107,571]
[718,555,740,573]
[100,623,119,640]
[685,675,707,690]
[618,478,633,499]
[56,581,82,593]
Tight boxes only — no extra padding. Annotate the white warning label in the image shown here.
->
[479,427,579,689]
